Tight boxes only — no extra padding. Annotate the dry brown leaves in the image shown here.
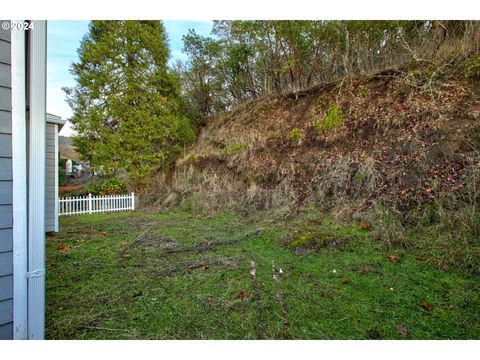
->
[420,300,433,312]
[388,255,400,264]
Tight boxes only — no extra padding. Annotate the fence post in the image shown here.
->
[88,193,92,214]
[131,192,135,210]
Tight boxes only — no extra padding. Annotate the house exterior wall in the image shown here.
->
[45,123,57,232]
[0,25,13,340]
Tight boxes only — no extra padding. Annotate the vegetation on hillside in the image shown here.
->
[67,20,480,182]
[147,58,480,273]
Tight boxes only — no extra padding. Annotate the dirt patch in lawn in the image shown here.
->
[131,233,179,250]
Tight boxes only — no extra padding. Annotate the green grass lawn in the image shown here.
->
[45,206,480,339]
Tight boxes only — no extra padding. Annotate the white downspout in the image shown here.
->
[11,21,28,340]
[54,123,59,232]
[27,20,47,340]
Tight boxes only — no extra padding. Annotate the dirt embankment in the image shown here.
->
[144,61,480,223]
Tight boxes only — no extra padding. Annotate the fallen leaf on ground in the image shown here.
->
[360,266,369,274]
[100,232,108,237]
[359,221,370,230]
[420,300,433,312]
[389,255,399,264]
[56,243,80,253]
[56,243,67,251]
[396,324,408,337]
[341,279,350,284]
[236,290,252,300]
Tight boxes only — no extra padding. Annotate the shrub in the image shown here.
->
[289,128,302,145]
[316,105,343,135]
[84,177,126,195]
[464,55,480,79]
[58,167,67,186]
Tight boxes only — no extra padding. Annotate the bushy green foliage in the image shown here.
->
[289,128,302,144]
[465,55,480,79]
[58,167,67,186]
[65,21,195,182]
[84,177,125,195]
[315,105,343,135]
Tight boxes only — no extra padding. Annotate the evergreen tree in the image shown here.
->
[65,20,195,180]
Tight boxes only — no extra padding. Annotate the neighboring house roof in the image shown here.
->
[46,113,67,131]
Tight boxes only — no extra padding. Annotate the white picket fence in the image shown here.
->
[59,192,135,216]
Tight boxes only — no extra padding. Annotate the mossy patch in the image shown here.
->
[286,230,345,253]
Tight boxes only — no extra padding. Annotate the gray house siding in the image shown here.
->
[45,123,56,232]
[0,25,12,339]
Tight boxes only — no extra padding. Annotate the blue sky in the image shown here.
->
[47,20,213,136]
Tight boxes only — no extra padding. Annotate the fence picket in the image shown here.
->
[59,193,135,216]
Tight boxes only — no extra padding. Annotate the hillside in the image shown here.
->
[59,135,81,161]
[144,59,480,272]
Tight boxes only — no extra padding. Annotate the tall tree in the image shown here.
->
[182,29,224,116]
[65,20,195,180]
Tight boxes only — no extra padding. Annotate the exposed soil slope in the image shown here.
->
[147,62,480,224]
